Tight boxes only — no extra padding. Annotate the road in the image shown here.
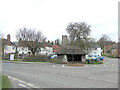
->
[0,57,119,88]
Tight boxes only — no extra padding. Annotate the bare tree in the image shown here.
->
[16,27,46,55]
[97,34,115,49]
[66,22,94,50]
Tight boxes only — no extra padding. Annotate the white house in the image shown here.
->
[1,34,17,59]
[4,45,16,55]
[17,46,29,55]
[40,46,53,55]
[17,41,53,56]
[88,45,102,56]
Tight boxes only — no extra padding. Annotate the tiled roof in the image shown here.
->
[52,44,60,53]
[1,38,15,46]
[57,46,86,54]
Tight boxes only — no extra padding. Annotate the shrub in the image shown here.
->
[23,55,49,62]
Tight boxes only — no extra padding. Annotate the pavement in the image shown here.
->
[0,56,119,88]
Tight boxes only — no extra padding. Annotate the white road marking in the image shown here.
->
[7,75,39,88]
[12,78,18,80]
[34,87,39,88]
[8,76,11,79]
[94,65,97,67]
[62,65,64,67]
[18,83,28,88]
[27,83,34,87]
[104,65,106,67]
[18,80,26,84]
[53,65,55,67]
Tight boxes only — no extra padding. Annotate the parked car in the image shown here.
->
[90,55,103,61]
[50,55,57,59]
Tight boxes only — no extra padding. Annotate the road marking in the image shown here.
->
[94,65,97,67]
[53,65,55,67]
[18,83,28,88]
[18,80,26,84]
[104,65,106,67]
[7,75,39,88]
[34,87,39,88]
[62,65,64,67]
[12,78,18,81]
[27,83,34,87]
[8,76,11,79]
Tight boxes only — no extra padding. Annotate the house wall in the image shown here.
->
[17,47,29,55]
[40,47,53,55]
[57,55,67,63]
[89,48,102,56]
[4,45,16,55]
[112,49,120,57]
[81,55,86,62]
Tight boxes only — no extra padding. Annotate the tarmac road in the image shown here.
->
[0,56,118,88]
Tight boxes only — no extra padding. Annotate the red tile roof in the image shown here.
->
[52,45,60,53]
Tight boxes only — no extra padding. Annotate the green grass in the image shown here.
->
[0,74,10,89]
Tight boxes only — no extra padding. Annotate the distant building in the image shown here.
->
[104,45,112,55]
[112,42,120,57]
[17,41,53,56]
[57,46,86,63]
[0,34,16,59]
[61,35,68,46]
[40,42,53,55]
[56,35,86,63]
[52,44,60,53]
[88,45,102,56]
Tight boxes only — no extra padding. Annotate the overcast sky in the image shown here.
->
[0,0,118,42]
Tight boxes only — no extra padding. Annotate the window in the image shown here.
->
[22,48,24,50]
[12,46,15,49]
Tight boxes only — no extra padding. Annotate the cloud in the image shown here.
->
[0,0,118,42]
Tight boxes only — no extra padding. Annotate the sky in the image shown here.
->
[0,0,119,42]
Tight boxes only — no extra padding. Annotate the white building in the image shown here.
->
[4,45,16,55]
[88,45,102,56]
[40,46,53,55]
[17,46,29,55]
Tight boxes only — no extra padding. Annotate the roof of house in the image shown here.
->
[1,38,15,46]
[104,45,112,50]
[56,46,86,55]
[43,42,52,47]
[52,44,60,53]
[17,41,53,48]
[17,41,43,47]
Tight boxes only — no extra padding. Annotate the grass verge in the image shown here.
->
[0,74,10,89]
[102,54,117,58]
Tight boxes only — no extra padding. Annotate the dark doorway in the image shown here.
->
[67,54,82,62]
[74,54,82,61]
[67,54,72,61]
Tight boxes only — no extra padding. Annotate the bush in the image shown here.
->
[23,55,49,62]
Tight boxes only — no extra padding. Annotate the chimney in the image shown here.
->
[7,34,11,45]
[62,35,68,46]
[48,40,50,43]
